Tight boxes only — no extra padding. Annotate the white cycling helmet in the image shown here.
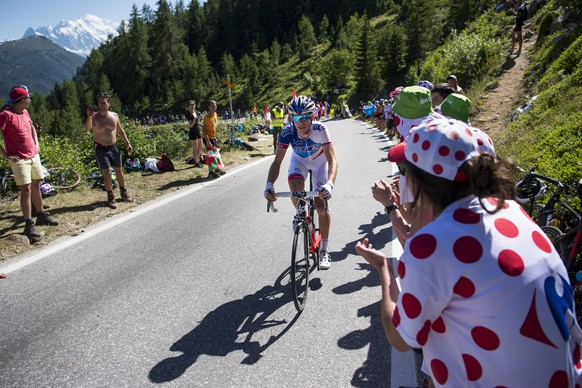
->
[515,178,547,204]
[288,96,315,116]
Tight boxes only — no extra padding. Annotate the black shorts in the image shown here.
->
[189,125,202,140]
[203,138,218,148]
[94,143,122,169]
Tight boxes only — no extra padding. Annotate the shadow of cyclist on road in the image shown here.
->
[148,269,300,383]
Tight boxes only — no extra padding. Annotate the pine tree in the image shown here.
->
[149,0,188,105]
[354,14,382,99]
[297,15,317,59]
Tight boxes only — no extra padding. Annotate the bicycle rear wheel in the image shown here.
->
[45,167,81,190]
[541,225,569,269]
[291,222,310,312]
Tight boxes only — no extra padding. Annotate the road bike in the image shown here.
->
[1,168,19,202]
[516,168,579,228]
[268,188,328,312]
[44,167,81,190]
[539,179,582,272]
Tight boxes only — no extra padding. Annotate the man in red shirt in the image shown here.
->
[0,85,58,239]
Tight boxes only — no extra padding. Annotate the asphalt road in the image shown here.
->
[0,119,422,387]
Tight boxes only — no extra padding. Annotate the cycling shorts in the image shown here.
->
[288,153,328,190]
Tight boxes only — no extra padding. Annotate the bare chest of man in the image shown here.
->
[92,114,118,145]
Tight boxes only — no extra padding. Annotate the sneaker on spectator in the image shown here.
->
[319,251,331,270]
[23,220,44,238]
[36,211,59,226]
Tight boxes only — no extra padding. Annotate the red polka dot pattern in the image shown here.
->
[417,320,431,346]
[398,260,406,279]
[409,234,437,259]
[453,276,476,298]
[462,354,483,381]
[494,218,519,238]
[498,249,525,276]
[402,293,422,319]
[549,371,568,388]
[471,326,500,351]
[392,306,400,327]
[432,316,446,333]
[455,150,466,161]
[453,236,483,263]
[532,231,553,253]
[431,359,449,385]
[403,118,481,181]
[453,208,480,224]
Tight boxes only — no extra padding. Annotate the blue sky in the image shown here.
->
[0,0,175,42]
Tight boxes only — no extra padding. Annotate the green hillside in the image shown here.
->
[0,0,580,190]
[0,36,85,95]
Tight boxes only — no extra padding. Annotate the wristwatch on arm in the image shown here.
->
[385,203,399,216]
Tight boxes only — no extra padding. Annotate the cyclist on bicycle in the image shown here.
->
[264,96,338,270]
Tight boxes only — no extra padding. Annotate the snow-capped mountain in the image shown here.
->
[22,14,119,57]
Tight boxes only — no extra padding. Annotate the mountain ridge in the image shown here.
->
[22,14,119,57]
[0,36,85,96]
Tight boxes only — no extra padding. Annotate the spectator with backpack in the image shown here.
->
[511,3,528,55]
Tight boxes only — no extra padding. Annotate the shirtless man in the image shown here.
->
[84,92,133,208]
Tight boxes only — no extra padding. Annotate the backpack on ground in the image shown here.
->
[157,153,175,172]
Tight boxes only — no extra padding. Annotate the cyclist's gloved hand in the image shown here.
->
[319,181,334,200]
[264,182,276,200]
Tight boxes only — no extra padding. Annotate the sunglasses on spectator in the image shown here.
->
[292,114,312,122]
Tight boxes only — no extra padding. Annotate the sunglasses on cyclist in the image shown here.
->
[292,114,312,123]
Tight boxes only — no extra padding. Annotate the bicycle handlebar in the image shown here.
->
[267,190,329,214]
[522,167,568,190]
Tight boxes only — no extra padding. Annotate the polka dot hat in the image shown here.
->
[404,118,481,181]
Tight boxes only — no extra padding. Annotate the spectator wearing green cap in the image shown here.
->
[439,93,471,124]
[391,85,444,141]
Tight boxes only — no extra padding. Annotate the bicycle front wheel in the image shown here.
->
[45,167,81,190]
[291,222,310,312]
[541,225,569,269]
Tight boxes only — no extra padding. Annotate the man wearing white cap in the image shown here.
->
[0,85,58,239]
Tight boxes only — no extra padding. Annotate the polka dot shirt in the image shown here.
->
[395,195,582,387]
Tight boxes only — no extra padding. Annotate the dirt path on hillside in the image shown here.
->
[472,28,536,139]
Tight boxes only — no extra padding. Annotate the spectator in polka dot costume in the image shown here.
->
[356,118,582,387]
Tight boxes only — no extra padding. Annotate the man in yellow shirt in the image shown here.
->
[202,99,218,148]
[271,102,285,153]
[202,99,225,177]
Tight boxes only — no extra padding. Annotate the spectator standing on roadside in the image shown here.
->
[187,100,203,168]
[446,75,465,95]
[264,105,271,130]
[271,102,285,153]
[392,85,444,141]
[0,85,58,238]
[202,99,225,177]
[85,92,133,209]
[357,118,582,387]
